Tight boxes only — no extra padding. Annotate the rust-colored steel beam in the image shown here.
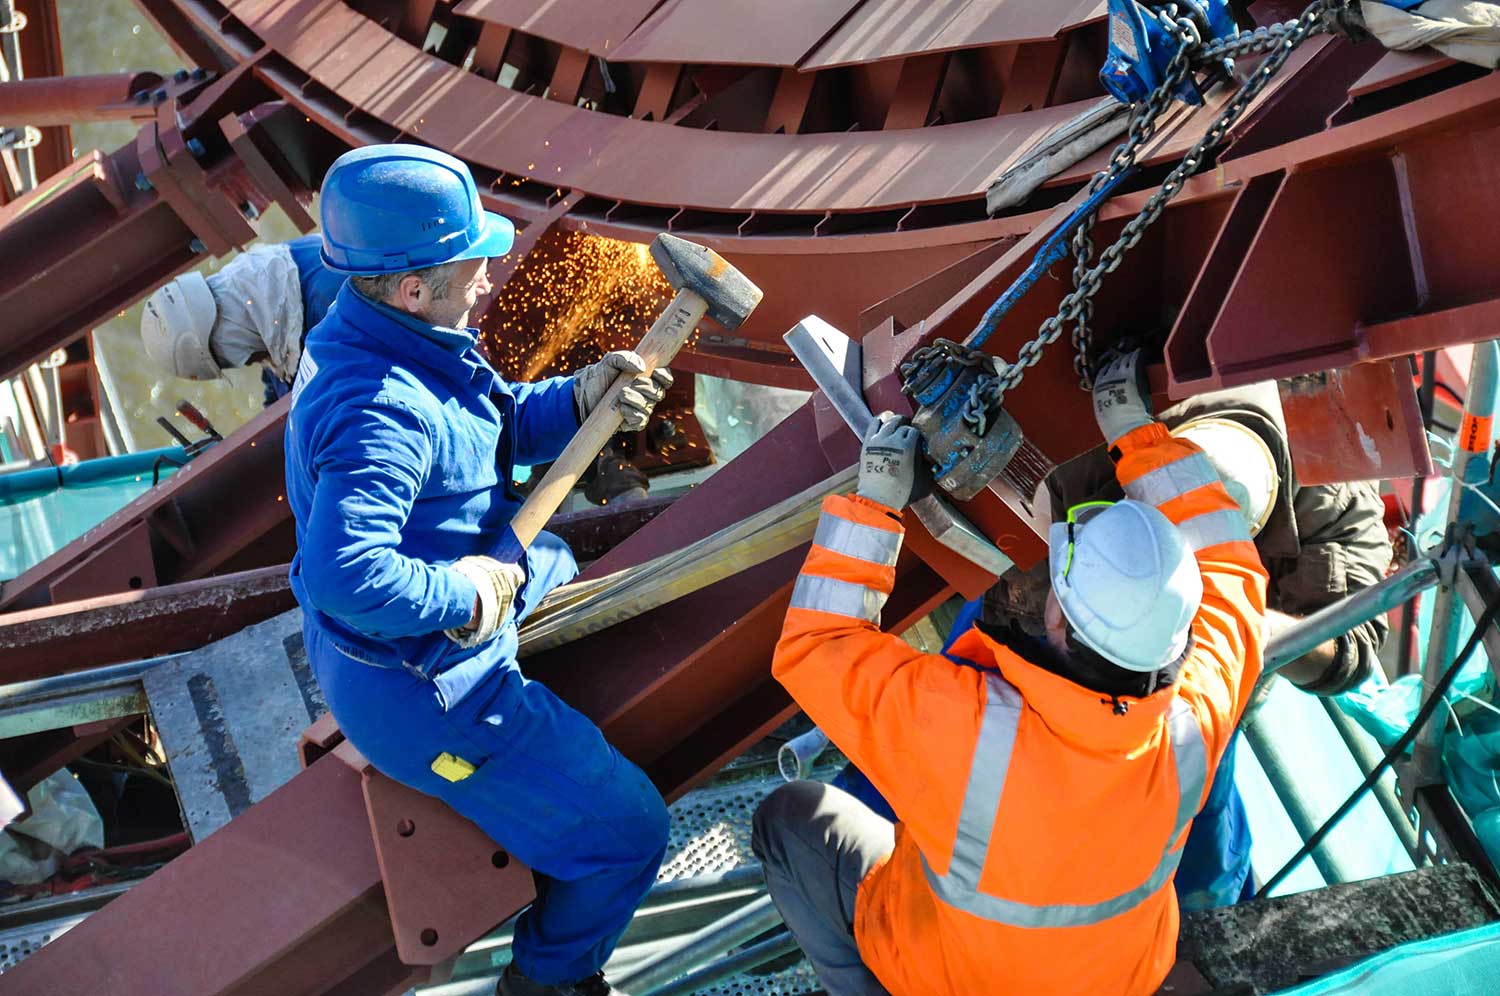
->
[0,398,292,613]
[0,72,175,127]
[0,77,305,381]
[0,565,294,683]
[0,486,675,691]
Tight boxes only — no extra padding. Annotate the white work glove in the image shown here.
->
[1091,349,1154,447]
[857,412,922,511]
[572,350,674,432]
[445,556,525,648]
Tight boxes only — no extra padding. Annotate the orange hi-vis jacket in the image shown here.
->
[773,423,1269,996]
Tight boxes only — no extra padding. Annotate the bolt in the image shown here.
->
[240,201,260,221]
[134,171,152,191]
[185,138,206,158]
[174,69,189,82]
[190,68,207,81]
[188,238,207,253]
[152,88,167,103]
[134,90,151,104]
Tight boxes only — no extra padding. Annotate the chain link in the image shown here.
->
[989,0,1331,402]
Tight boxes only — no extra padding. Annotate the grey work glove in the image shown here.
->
[857,412,922,511]
[572,350,674,432]
[1091,349,1154,447]
[445,556,525,648]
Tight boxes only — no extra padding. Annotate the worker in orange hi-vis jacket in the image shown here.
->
[752,349,1270,996]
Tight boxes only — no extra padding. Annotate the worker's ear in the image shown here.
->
[393,272,429,313]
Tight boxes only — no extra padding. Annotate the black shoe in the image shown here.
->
[497,963,627,996]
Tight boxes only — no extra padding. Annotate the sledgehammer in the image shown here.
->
[495,234,763,562]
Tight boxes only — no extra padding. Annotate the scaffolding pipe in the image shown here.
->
[1414,340,1499,783]
[1319,697,1421,858]
[646,929,802,996]
[611,894,783,994]
[1263,558,1442,677]
[1241,713,1362,887]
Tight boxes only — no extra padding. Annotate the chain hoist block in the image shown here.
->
[903,341,1025,501]
[1101,0,1237,106]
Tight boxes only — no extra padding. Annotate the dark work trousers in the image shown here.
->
[752,780,894,996]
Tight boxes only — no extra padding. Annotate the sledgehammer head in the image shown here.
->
[649,233,762,332]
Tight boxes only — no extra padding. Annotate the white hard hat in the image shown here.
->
[1172,416,1279,537]
[141,272,221,380]
[1048,500,1203,673]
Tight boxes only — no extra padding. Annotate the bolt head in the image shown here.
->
[134,90,151,104]
[174,69,189,82]
[185,138,206,158]
[134,171,152,191]
[190,68,207,80]
[188,238,207,253]
[152,88,167,103]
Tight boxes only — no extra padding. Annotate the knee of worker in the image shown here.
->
[609,756,671,867]
[752,780,830,868]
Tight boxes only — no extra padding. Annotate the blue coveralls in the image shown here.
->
[285,283,669,984]
[264,236,348,403]
[835,597,1253,910]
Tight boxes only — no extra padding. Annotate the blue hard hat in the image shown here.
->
[318,144,515,275]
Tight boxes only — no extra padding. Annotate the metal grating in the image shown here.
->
[0,915,85,972]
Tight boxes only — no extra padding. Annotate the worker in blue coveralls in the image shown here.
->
[285,145,674,996]
[141,234,346,402]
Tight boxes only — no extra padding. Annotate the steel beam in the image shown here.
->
[0,77,302,381]
[0,565,294,682]
[0,71,183,126]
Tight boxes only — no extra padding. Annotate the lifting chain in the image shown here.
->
[983,0,1333,406]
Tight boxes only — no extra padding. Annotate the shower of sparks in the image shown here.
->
[479,230,698,381]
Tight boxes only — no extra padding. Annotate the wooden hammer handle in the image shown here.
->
[507,289,709,552]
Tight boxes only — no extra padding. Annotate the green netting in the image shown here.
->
[0,448,184,580]
[1272,922,1500,995]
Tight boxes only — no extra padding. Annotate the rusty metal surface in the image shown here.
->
[0,72,170,127]
[1279,362,1434,486]
[13,0,70,181]
[608,0,864,67]
[0,85,299,382]
[453,0,664,55]
[802,0,1103,69]
[0,399,292,613]
[361,763,537,965]
[1349,48,1456,98]
[0,566,294,684]
[0,749,418,996]
[225,0,1082,213]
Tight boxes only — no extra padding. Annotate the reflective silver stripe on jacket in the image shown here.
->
[1122,452,1219,507]
[1175,508,1250,552]
[812,515,902,568]
[789,574,887,623]
[922,693,1207,929]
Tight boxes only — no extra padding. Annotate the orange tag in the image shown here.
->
[1460,413,1493,453]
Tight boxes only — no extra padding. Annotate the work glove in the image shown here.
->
[445,556,525,648]
[857,412,922,512]
[572,350,674,432]
[1091,348,1154,447]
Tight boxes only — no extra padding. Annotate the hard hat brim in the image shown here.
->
[449,211,515,264]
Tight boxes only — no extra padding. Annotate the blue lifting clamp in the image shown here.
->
[900,170,1134,499]
[1099,0,1238,106]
